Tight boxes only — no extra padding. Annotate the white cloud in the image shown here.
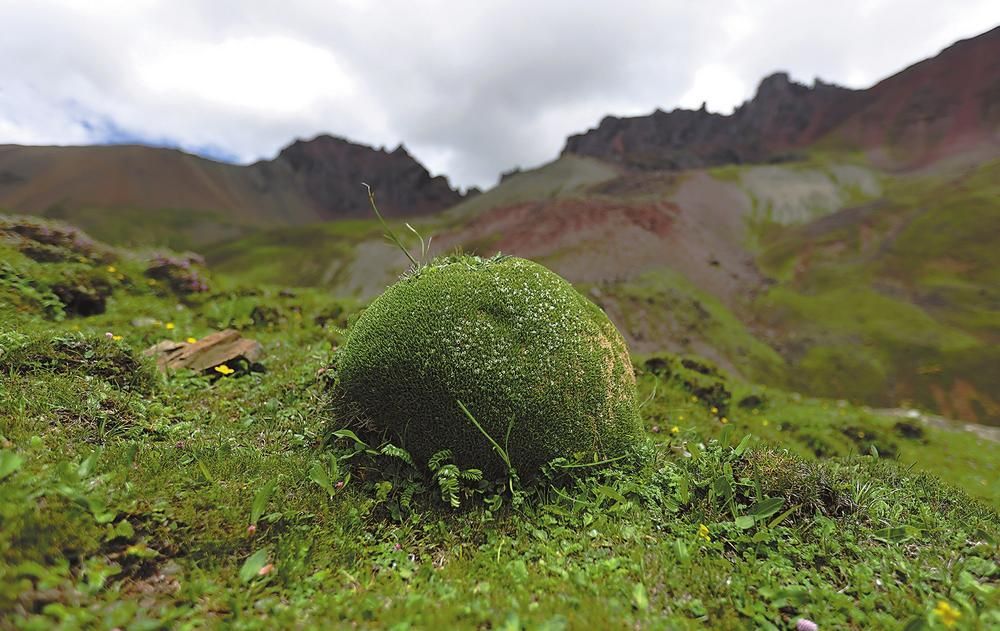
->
[678,65,750,114]
[0,0,997,189]
[139,36,358,117]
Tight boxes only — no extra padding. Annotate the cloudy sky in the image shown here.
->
[0,1,997,189]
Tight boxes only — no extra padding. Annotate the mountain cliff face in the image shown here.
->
[564,26,1000,170]
[267,135,463,217]
[563,73,864,170]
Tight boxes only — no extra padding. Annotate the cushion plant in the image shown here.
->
[335,254,642,478]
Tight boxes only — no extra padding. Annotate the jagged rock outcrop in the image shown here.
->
[562,73,865,170]
[267,135,464,217]
[564,26,1000,170]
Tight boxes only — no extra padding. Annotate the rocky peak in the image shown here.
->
[564,26,1000,171]
[563,71,863,170]
[753,72,795,98]
[274,134,464,218]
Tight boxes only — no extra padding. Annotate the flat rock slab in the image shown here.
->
[144,329,262,373]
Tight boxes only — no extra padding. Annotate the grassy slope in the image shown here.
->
[39,205,260,253]
[1,223,998,629]
[750,158,1000,423]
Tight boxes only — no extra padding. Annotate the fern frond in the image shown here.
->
[380,443,415,468]
[428,449,453,472]
[460,468,483,481]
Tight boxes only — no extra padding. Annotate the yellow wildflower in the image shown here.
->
[720,417,729,424]
[106,265,117,273]
[112,335,123,341]
[762,419,770,427]
[670,426,680,435]
[690,396,698,402]
[698,524,711,542]
[710,406,718,414]
[186,337,197,344]
[933,601,960,628]
[214,364,235,376]
[165,322,175,330]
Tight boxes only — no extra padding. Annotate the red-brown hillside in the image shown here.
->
[829,25,1000,167]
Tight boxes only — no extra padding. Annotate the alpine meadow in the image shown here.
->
[1,9,999,631]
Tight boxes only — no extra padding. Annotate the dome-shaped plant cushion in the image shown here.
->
[335,255,642,478]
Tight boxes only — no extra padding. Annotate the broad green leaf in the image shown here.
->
[733,434,752,457]
[687,441,702,460]
[873,525,919,543]
[332,429,368,447]
[78,452,99,478]
[735,515,755,529]
[632,582,649,611]
[239,548,269,583]
[196,458,215,484]
[309,462,333,494]
[676,476,690,504]
[720,425,733,448]
[251,480,277,524]
[768,504,798,528]
[712,476,732,501]
[674,539,689,562]
[596,485,627,504]
[0,450,24,480]
[748,497,785,519]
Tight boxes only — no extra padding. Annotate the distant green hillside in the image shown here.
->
[748,158,1000,423]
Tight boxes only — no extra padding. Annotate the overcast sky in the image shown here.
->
[0,1,997,190]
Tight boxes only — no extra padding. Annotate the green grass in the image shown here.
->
[590,268,787,384]
[743,158,1000,424]
[440,155,621,221]
[204,220,385,289]
[1,219,998,628]
[40,205,259,252]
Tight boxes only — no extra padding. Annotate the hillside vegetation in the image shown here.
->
[1,217,997,629]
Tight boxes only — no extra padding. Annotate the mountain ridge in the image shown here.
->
[0,133,465,227]
[563,25,999,171]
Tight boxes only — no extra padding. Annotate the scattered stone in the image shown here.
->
[0,215,116,263]
[144,253,210,294]
[51,272,113,316]
[893,420,926,440]
[643,356,671,377]
[143,329,262,373]
[680,357,720,377]
[737,394,767,410]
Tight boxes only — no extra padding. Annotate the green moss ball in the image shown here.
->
[335,255,642,478]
